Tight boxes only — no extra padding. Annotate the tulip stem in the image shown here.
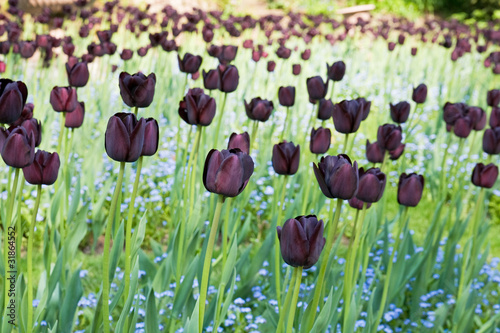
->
[303,198,343,332]
[274,175,289,310]
[102,162,126,333]
[300,155,315,214]
[15,176,24,273]
[222,198,232,268]
[439,134,452,198]
[342,134,349,154]
[286,266,303,333]
[27,184,42,332]
[276,265,297,333]
[134,106,138,116]
[281,107,290,141]
[250,121,259,150]
[329,81,335,100]
[3,168,20,310]
[198,194,225,333]
[214,93,227,147]
[123,156,143,333]
[188,126,203,218]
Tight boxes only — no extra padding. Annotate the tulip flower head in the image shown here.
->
[22,150,60,185]
[141,118,159,156]
[50,86,78,112]
[390,102,411,123]
[377,124,403,151]
[178,53,202,73]
[178,88,216,126]
[104,112,146,163]
[66,59,89,87]
[118,72,156,108]
[310,127,331,154]
[366,140,386,163]
[228,132,250,154]
[397,173,424,207]
[306,76,328,101]
[412,84,427,104]
[356,167,386,203]
[326,61,346,81]
[1,126,35,168]
[245,97,274,122]
[278,86,296,107]
[272,141,300,175]
[0,79,28,124]
[313,154,359,200]
[332,100,364,134]
[471,163,498,188]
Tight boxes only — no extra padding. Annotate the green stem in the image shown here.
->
[198,194,225,332]
[439,134,452,198]
[329,81,335,100]
[276,266,297,333]
[27,185,42,332]
[222,199,231,268]
[134,106,138,116]
[380,150,389,175]
[342,134,349,154]
[214,93,228,147]
[250,121,259,150]
[15,177,24,273]
[188,126,203,218]
[286,266,303,333]
[274,176,289,310]
[102,162,126,333]
[281,107,290,141]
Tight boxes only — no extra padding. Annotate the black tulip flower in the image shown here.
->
[66,60,89,87]
[468,107,486,131]
[218,45,238,64]
[217,65,239,93]
[22,150,60,185]
[121,49,133,60]
[276,45,291,59]
[301,49,311,60]
[483,127,500,155]
[306,76,328,101]
[228,132,250,154]
[178,88,216,126]
[19,41,36,58]
[453,116,472,138]
[12,118,41,147]
[377,124,403,151]
[267,61,276,72]
[366,140,385,163]
[389,143,405,160]
[471,163,498,188]
[104,113,146,163]
[390,102,411,123]
[0,79,28,124]
[332,100,363,134]
[356,97,371,120]
[203,148,254,197]
[411,47,417,56]
[310,127,331,154]
[278,86,295,107]
[277,215,326,269]
[178,53,202,74]
[326,61,346,81]
[412,84,427,104]
[118,72,156,108]
[318,99,334,120]
[272,141,300,175]
[1,126,35,168]
[142,118,159,156]
[202,69,219,90]
[65,101,85,128]
[487,89,500,107]
[490,108,500,128]
[245,97,274,122]
[349,197,372,210]
[356,167,386,203]
[313,154,359,200]
[50,86,78,112]
[443,102,467,126]
[397,173,424,207]
[10,103,34,128]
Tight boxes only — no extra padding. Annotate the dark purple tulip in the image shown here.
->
[10,103,34,128]
[121,49,133,60]
[313,154,359,200]
[332,100,364,134]
[483,127,500,154]
[1,126,35,168]
[118,72,156,108]
[104,113,146,163]
[272,141,300,175]
[366,140,385,163]
[412,84,427,104]
[389,143,405,160]
[142,118,159,156]
[50,86,78,112]
[397,173,424,207]
[292,64,301,76]
[65,101,85,128]
[356,97,371,120]
[326,61,346,81]
[307,76,328,101]
[161,40,177,52]
[267,61,276,72]
[217,65,239,93]
[22,150,60,185]
[490,107,500,128]
[390,102,411,123]
[228,132,250,154]
[453,116,472,138]
[178,88,216,126]
[66,60,89,87]
[388,42,396,51]
[276,45,291,59]
[443,102,467,126]
[318,99,334,120]
[487,89,500,107]
[471,163,498,188]
[12,118,41,147]
[301,49,311,60]
[277,215,325,269]
[245,97,274,122]
[348,197,372,210]
[178,53,202,74]
[411,47,417,56]
[207,45,222,58]
[202,69,219,91]
[356,167,386,203]
[0,79,28,124]
[310,127,331,154]
[137,47,148,57]
[218,45,238,64]
[19,41,36,58]
[278,86,295,107]
[203,148,254,197]
[468,107,486,130]
[377,124,403,151]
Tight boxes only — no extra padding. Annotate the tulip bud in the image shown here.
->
[356,167,386,203]
[65,101,85,128]
[1,126,35,168]
[217,64,239,93]
[118,72,156,108]
[228,132,250,154]
[318,99,333,120]
[267,61,276,72]
[332,100,364,134]
[443,102,467,126]
[490,107,500,128]
[397,173,424,207]
[203,148,254,197]
[313,154,359,200]
[66,60,89,87]
[301,49,311,60]
[411,47,417,56]
[142,118,159,156]
[487,89,500,107]
[326,61,346,81]
[310,127,331,154]
[388,42,396,51]
[218,45,238,64]
[306,76,328,101]
[412,83,427,104]
[104,113,146,163]
[390,101,411,123]
[483,127,500,155]
[22,150,60,185]
[272,141,300,175]
[19,41,36,58]
[471,163,498,188]
[389,143,405,160]
[276,45,291,59]
[0,79,28,124]
[178,53,202,74]
[292,64,301,76]
[50,86,78,112]
[366,140,385,163]
[453,116,472,138]
[245,97,274,122]
[202,69,219,90]
[278,86,295,107]
[277,215,326,269]
[178,88,216,126]
[377,124,403,151]
[121,49,133,60]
